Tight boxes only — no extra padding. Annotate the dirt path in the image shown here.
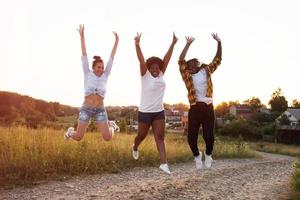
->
[0,152,295,200]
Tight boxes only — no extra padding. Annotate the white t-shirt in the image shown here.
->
[192,68,213,105]
[139,70,166,112]
[81,56,113,98]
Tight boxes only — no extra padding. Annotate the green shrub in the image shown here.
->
[262,123,276,136]
[218,120,262,141]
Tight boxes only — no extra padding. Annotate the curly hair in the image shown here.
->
[146,56,164,70]
[92,55,103,68]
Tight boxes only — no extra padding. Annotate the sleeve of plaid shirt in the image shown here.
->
[206,42,222,74]
[178,59,189,81]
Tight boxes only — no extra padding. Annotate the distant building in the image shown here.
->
[276,108,300,126]
[258,108,271,114]
[276,108,300,144]
[165,109,183,122]
[229,105,252,119]
[165,109,185,131]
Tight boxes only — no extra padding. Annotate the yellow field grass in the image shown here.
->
[250,142,300,157]
[0,126,257,187]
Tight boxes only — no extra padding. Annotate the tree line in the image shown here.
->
[0,91,78,128]
[1,88,299,130]
[214,88,300,144]
[215,88,300,119]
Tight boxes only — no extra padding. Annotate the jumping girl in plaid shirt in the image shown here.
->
[178,33,222,170]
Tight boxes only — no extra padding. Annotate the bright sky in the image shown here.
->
[1,0,299,107]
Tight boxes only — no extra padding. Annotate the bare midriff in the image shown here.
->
[83,94,104,108]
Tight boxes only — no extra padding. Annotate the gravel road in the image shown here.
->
[0,152,295,200]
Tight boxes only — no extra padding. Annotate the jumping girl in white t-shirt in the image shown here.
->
[64,24,118,141]
[132,32,177,174]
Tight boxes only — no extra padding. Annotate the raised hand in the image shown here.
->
[113,31,119,42]
[134,32,142,45]
[162,32,178,73]
[211,33,221,42]
[185,36,195,45]
[179,36,194,60]
[134,32,146,75]
[172,32,178,45]
[77,24,86,56]
[110,32,119,59]
[77,24,85,36]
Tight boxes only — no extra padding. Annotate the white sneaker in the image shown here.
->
[109,127,115,137]
[159,164,171,175]
[195,152,203,170]
[132,145,139,160]
[204,153,213,169]
[64,127,74,140]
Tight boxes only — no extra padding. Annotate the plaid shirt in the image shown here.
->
[178,43,222,105]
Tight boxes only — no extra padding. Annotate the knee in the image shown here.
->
[103,134,112,141]
[73,135,83,141]
[102,127,114,141]
[103,137,111,141]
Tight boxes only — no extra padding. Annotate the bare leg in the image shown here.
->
[71,121,88,141]
[97,121,113,141]
[152,119,167,164]
[133,122,151,150]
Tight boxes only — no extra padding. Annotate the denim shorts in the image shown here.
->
[138,110,165,124]
[78,105,108,123]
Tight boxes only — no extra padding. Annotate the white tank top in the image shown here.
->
[139,70,166,112]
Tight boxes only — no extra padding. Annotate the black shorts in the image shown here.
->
[138,110,165,124]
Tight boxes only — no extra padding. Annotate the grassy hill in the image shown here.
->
[0,91,78,129]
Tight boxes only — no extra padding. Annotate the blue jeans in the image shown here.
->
[78,105,108,123]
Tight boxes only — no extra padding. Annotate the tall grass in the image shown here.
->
[0,126,256,187]
[292,159,300,200]
[250,142,300,157]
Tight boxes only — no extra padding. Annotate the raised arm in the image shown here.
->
[77,24,87,56]
[161,33,178,73]
[212,33,222,60]
[179,36,195,61]
[134,33,147,76]
[109,32,119,59]
[105,32,119,76]
[78,24,90,74]
[207,33,222,73]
